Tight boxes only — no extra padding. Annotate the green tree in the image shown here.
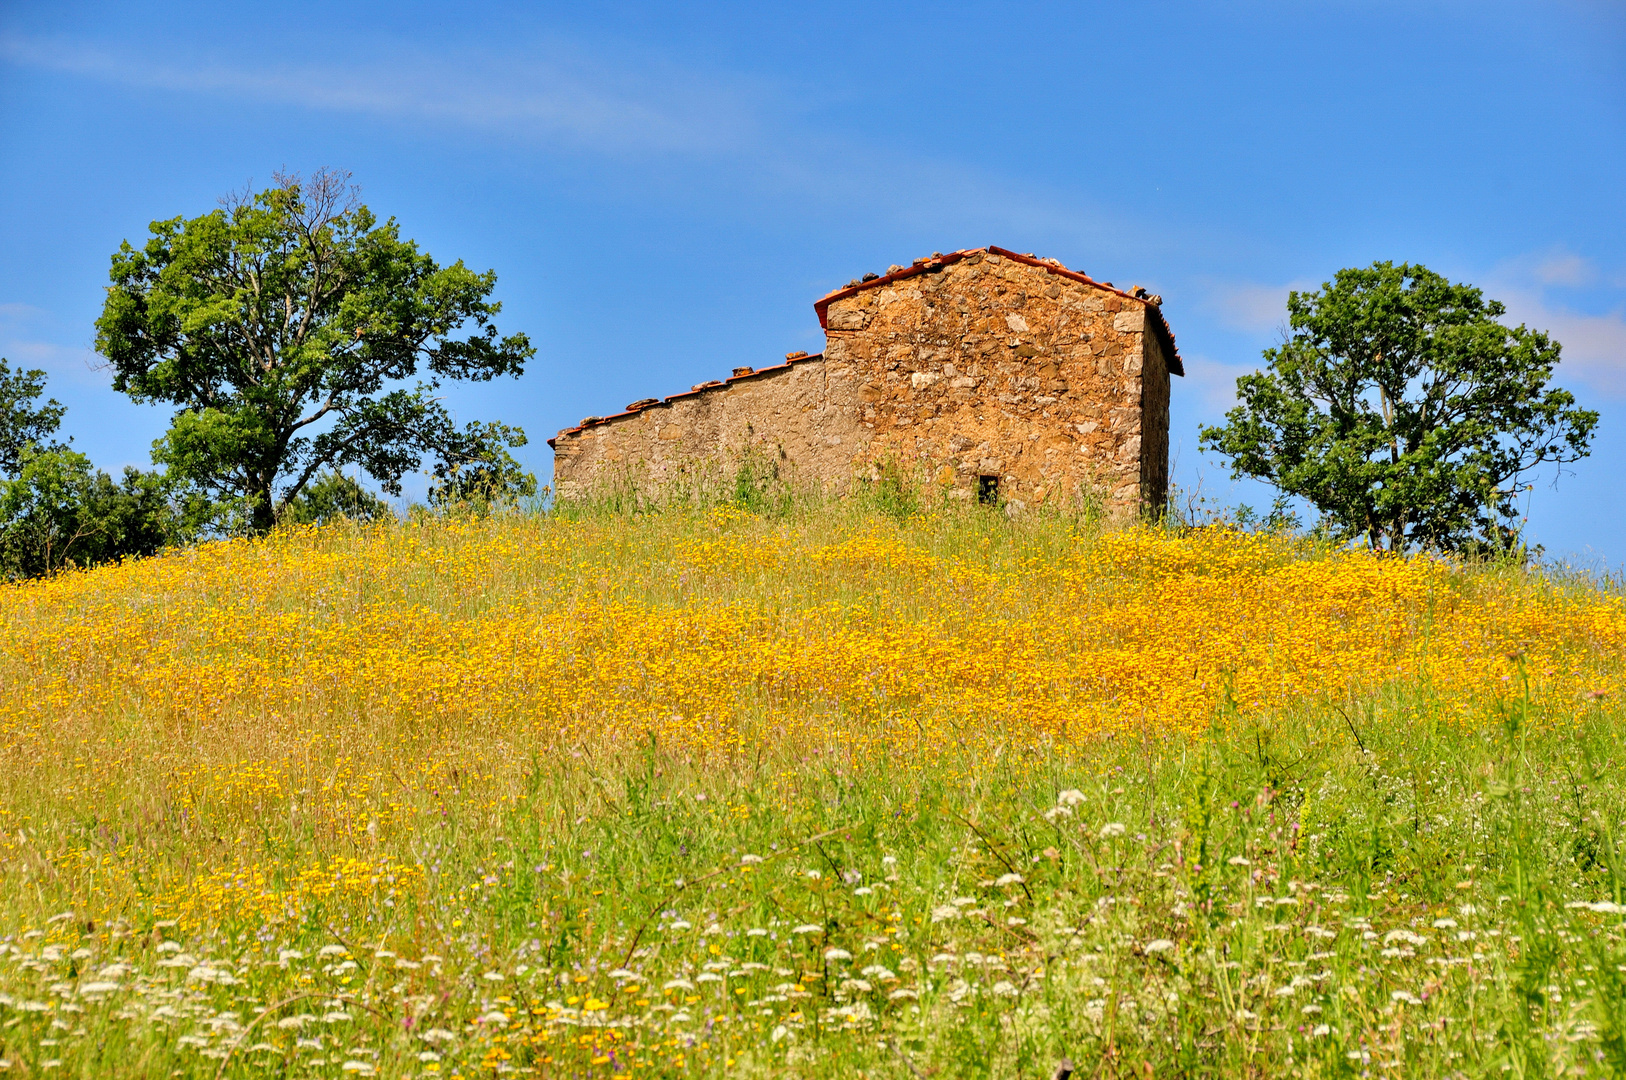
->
[0,446,213,579]
[94,168,535,532]
[281,471,392,526]
[1199,262,1598,552]
[0,359,67,476]
[427,421,537,509]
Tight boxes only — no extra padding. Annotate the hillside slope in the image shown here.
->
[1,507,1623,1077]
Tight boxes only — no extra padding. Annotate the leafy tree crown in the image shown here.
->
[1199,261,1598,552]
[94,169,535,530]
[0,359,67,477]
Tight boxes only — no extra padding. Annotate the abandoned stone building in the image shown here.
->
[549,246,1182,514]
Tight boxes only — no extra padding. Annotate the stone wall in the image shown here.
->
[550,247,1180,514]
[548,355,867,502]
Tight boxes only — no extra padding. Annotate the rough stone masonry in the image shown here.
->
[549,246,1182,515]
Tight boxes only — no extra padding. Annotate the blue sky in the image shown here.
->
[1,1,1622,562]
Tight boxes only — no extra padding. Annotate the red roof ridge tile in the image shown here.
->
[813,245,1183,376]
[548,352,824,447]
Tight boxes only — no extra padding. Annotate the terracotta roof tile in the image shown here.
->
[550,247,1184,449]
[548,352,823,447]
[813,245,1183,376]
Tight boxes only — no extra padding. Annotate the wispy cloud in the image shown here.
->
[1484,248,1626,399]
[1495,248,1600,288]
[1196,278,1316,335]
[0,34,760,157]
[0,302,104,385]
[1193,258,1626,400]
[1179,354,1251,415]
[0,31,1161,267]
[1494,286,1626,399]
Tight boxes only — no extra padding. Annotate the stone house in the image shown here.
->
[549,246,1182,514]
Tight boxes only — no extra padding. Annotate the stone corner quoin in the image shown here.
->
[547,246,1182,515]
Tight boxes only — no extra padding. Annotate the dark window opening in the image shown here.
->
[976,475,1000,505]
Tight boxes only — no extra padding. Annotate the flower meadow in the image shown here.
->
[1,504,1625,1077]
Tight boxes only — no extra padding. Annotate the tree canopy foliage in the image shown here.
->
[0,360,66,476]
[95,169,535,531]
[1199,262,1598,552]
[0,359,212,578]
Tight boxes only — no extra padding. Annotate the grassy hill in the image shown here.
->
[1,504,1624,1077]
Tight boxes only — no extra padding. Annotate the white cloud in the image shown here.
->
[1194,260,1626,401]
[0,303,105,384]
[0,34,759,157]
[1493,286,1626,399]
[1493,248,1598,289]
[1197,278,1315,334]
[0,32,1155,265]
[1532,252,1596,287]
[1180,355,1251,415]
[1482,247,1625,398]
[0,340,104,384]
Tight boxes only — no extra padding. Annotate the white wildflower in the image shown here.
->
[1227,856,1251,867]
[740,854,764,864]
[823,948,852,962]
[995,873,1025,887]
[1057,789,1086,806]
[1143,939,1175,954]
[791,924,822,935]
[1099,822,1126,838]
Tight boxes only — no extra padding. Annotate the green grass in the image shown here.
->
[6,691,1626,1077]
[0,501,1623,1078]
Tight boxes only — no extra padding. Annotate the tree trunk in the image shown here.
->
[250,480,277,533]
